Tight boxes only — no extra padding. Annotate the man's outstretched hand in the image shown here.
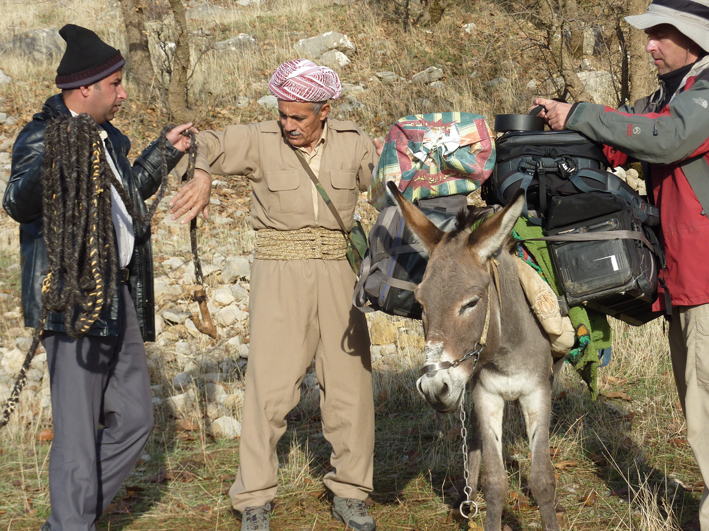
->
[170,168,212,223]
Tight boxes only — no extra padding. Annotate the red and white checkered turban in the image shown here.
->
[268,59,342,102]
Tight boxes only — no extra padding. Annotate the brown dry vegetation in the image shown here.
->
[0,0,702,530]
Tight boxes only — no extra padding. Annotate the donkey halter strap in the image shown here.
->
[420,260,501,377]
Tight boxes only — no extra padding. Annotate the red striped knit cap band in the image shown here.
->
[268,59,342,102]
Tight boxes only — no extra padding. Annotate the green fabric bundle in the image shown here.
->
[513,217,612,400]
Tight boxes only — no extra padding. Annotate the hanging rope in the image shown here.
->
[0,113,207,428]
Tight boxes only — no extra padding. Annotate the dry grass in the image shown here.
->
[0,0,701,530]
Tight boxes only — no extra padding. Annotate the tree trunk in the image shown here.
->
[167,0,194,124]
[537,0,594,102]
[118,0,155,96]
[627,0,656,105]
[565,0,584,60]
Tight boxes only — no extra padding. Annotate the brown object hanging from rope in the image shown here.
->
[177,124,217,339]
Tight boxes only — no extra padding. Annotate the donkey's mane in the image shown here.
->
[448,207,493,239]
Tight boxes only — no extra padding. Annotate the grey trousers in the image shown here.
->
[42,284,154,531]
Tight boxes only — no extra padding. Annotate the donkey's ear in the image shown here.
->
[471,190,525,262]
[387,181,444,253]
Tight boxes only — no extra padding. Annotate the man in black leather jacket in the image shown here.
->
[3,25,211,531]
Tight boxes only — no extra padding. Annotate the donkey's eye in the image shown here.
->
[459,296,480,316]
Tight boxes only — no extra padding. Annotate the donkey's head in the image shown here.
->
[387,182,525,412]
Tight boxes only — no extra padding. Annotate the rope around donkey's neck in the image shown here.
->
[0,114,198,428]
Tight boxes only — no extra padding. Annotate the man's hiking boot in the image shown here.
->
[332,496,376,531]
[241,502,272,531]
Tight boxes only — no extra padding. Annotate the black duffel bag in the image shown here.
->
[353,195,469,318]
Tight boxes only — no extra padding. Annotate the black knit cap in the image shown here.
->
[55,24,125,89]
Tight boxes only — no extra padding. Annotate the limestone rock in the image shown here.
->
[173,372,192,390]
[294,31,356,60]
[341,83,365,96]
[230,284,250,302]
[257,95,278,112]
[371,344,397,363]
[200,372,225,383]
[164,389,200,417]
[209,416,241,438]
[214,287,236,306]
[214,34,258,52]
[162,308,191,325]
[206,402,230,420]
[0,29,64,63]
[576,70,615,105]
[397,333,425,350]
[15,336,33,352]
[220,359,238,373]
[302,372,319,390]
[238,344,250,359]
[368,315,397,345]
[583,26,605,56]
[0,69,11,87]
[376,71,400,85]
[217,304,248,326]
[227,336,242,348]
[412,66,443,84]
[337,95,364,115]
[222,256,252,283]
[1,348,25,377]
[319,49,350,70]
[205,383,228,404]
[187,2,229,20]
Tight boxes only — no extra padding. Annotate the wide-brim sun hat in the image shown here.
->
[625,0,709,53]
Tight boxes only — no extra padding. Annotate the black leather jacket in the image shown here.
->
[3,94,184,341]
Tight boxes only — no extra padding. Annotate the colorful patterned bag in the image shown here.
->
[369,112,495,211]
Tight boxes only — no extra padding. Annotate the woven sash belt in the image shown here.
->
[254,227,348,260]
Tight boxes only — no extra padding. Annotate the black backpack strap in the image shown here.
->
[525,229,654,252]
[568,169,660,225]
[499,167,542,225]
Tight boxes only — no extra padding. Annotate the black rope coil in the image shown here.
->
[0,114,197,428]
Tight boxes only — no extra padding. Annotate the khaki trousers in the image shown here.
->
[669,304,709,529]
[229,258,374,512]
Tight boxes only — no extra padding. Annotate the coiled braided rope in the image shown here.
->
[254,227,348,260]
[0,113,196,428]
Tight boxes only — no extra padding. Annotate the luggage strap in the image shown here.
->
[523,229,654,252]
[568,169,660,224]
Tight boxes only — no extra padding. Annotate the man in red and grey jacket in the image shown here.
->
[536,0,709,527]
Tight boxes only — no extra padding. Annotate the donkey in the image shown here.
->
[387,182,559,531]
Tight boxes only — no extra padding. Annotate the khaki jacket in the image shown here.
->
[192,119,378,231]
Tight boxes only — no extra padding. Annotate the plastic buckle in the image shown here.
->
[557,158,577,179]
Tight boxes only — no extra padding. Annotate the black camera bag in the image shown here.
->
[542,191,664,325]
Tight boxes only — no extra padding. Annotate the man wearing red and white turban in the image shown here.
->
[172,59,381,531]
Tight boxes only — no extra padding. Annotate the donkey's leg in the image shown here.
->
[519,384,559,531]
[473,384,507,531]
[466,403,483,499]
